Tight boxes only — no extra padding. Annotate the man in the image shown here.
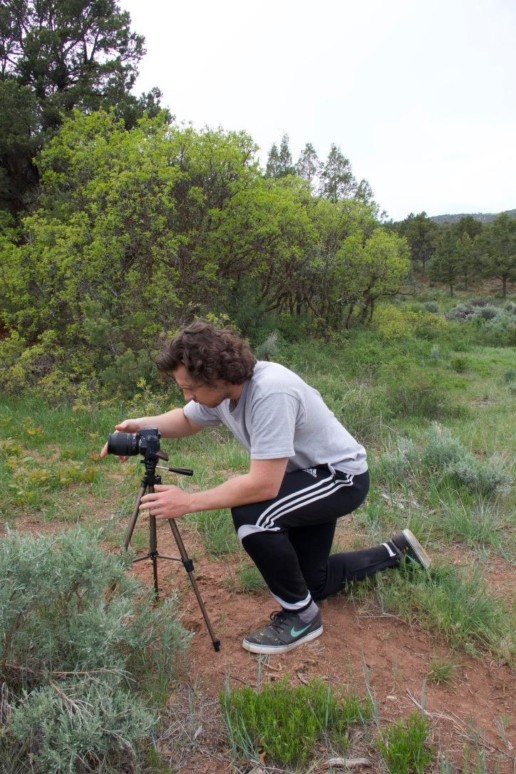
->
[102,321,430,655]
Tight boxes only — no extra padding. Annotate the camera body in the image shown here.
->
[107,427,161,457]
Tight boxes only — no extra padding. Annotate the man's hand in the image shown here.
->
[100,420,141,460]
[140,484,193,520]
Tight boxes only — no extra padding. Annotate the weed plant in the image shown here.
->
[220,677,372,768]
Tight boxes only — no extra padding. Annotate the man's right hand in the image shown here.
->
[100,419,142,460]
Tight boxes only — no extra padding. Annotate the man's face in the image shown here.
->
[172,365,235,408]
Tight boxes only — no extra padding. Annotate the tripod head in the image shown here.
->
[141,440,194,484]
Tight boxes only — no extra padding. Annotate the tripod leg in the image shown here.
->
[124,485,146,550]
[167,518,221,652]
[149,514,159,597]
[121,475,220,650]
[124,484,159,597]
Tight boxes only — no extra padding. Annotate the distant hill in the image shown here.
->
[430,209,516,225]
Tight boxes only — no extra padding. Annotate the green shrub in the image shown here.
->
[482,312,516,346]
[373,305,448,342]
[0,527,190,771]
[374,437,416,486]
[476,305,500,320]
[444,301,516,346]
[421,424,465,469]
[330,383,387,444]
[446,457,511,498]
[395,424,512,500]
[254,330,281,360]
[421,424,511,498]
[382,370,451,420]
[377,712,433,773]
[450,355,468,372]
[99,348,159,399]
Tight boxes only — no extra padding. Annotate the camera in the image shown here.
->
[107,427,161,457]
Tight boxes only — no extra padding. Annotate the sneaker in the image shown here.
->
[242,609,323,655]
[391,528,431,570]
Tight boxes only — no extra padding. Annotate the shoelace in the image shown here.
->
[269,610,291,629]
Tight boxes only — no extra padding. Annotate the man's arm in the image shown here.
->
[100,408,202,458]
[139,457,289,519]
[121,407,202,439]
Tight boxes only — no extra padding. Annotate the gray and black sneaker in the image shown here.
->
[391,528,431,570]
[242,609,323,655]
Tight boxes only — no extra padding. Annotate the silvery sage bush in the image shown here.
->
[0,527,190,772]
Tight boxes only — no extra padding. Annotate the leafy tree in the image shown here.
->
[0,0,164,215]
[455,231,476,290]
[354,178,375,205]
[450,216,484,289]
[398,212,439,275]
[0,111,261,395]
[429,226,461,296]
[454,215,483,240]
[265,134,295,178]
[0,0,149,127]
[205,175,316,325]
[319,143,356,201]
[336,228,410,326]
[0,79,40,212]
[277,134,295,176]
[295,142,320,187]
[479,213,516,298]
[304,200,405,330]
[0,110,403,395]
[265,142,280,177]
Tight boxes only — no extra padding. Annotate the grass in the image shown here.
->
[377,711,433,774]
[356,562,515,661]
[427,657,456,685]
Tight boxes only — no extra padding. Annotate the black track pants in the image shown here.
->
[231,466,399,610]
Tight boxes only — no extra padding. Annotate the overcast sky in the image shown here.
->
[121,0,516,221]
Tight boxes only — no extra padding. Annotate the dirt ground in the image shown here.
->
[124,517,516,774]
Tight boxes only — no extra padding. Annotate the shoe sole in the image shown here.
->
[242,625,323,655]
[401,528,431,570]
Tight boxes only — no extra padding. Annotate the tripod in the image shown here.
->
[123,448,221,652]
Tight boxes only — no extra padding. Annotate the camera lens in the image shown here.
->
[107,432,140,456]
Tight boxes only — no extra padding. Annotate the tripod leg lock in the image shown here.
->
[182,558,194,572]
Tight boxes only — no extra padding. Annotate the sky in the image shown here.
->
[121,0,516,222]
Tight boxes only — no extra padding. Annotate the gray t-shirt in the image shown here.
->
[183,361,367,475]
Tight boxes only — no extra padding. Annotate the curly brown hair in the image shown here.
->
[156,321,256,385]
